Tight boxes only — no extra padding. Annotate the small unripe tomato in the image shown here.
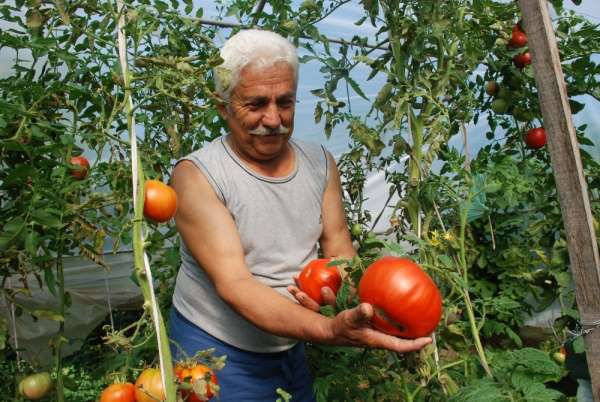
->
[485,81,498,96]
[524,127,547,149]
[297,258,342,305]
[350,223,363,237]
[143,180,178,223]
[69,156,90,179]
[18,372,52,400]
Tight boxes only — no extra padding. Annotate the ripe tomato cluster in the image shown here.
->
[99,364,218,402]
[298,256,443,339]
[509,24,531,70]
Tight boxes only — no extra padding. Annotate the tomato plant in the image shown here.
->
[297,258,342,305]
[134,368,165,402]
[358,257,442,339]
[18,372,52,400]
[69,156,90,180]
[144,180,178,223]
[175,364,219,402]
[524,127,547,149]
[99,382,135,402]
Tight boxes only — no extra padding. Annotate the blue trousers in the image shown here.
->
[168,307,317,402]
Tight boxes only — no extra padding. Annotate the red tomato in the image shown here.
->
[358,256,442,339]
[509,30,528,48]
[512,23,523,34]
[144,180,178,223]
[176,364,219,402]
[524,127,547,149]
[297,258,342,305]
[513,52,532,69]
[69,155,90,179]
[99,383,135,402]
[134,368,165,402]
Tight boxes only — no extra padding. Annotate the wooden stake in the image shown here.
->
[518,1,600,399]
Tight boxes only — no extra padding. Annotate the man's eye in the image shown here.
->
[278,99,294,108]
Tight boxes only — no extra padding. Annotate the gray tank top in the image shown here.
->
[172,135,330,352]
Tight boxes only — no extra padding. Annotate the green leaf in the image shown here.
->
[448,379,506,402]
[44,267,57,297]
[521,382,564,402]
[572,336,585,353]
[0,217,25,249]
[32,209,63,228]
[345,76,368,100]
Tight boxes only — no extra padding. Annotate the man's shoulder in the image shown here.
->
[181,136,225,161]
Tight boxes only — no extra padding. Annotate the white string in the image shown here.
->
[104,274,115,329]
[6,278,21,371]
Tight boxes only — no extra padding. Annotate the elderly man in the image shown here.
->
[168,29,431,401]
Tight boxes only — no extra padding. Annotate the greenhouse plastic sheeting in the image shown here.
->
[0,251,142,367]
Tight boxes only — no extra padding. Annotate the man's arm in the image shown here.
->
[171,160,431,352]
[319,151,356,260]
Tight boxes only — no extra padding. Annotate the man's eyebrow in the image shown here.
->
[244,92,296,102]
[277,92,296,101]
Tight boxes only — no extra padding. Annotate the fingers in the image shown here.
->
[335,304,432,353]
[321,287,337,306]
[287,285,321,312]
[386,335,432,353]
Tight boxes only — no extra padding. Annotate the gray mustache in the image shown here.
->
[248,125,291,136]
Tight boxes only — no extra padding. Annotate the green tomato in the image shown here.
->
[491,99,508,114]
[496,87,511,100]
[351,223,362,237]
[19,372,52,400]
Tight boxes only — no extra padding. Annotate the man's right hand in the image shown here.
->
[328,303,433,353]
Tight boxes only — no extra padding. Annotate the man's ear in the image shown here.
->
[217,103,228,120]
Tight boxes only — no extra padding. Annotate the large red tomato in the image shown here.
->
[69,155,90,179]
[297,258,342,305]
[99,382,135,402]
[134,368,165,402]
[513,52,532,69]
[144,180,178,223]
[358,256,442,339]
[524,127,547,149]
[176,364,219,402]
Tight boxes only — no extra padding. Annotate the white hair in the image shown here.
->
[214,29,299,101]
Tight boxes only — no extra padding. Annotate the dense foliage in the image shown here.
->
[1,0,598,400]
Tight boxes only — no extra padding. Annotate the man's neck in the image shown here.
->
[225,135,295,178]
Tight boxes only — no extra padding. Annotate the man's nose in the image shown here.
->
[262,103,282,128]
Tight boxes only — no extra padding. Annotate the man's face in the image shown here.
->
[220,62,296,162]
